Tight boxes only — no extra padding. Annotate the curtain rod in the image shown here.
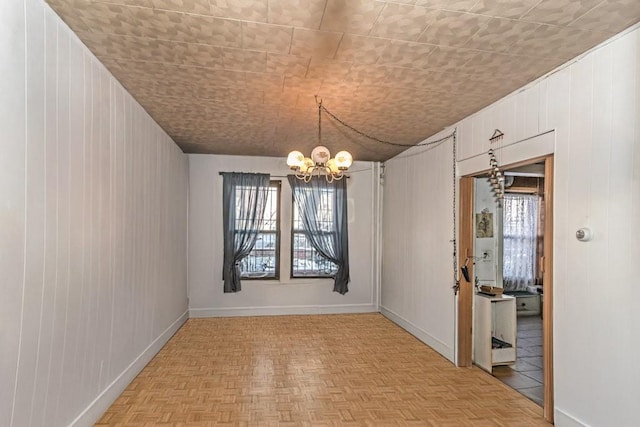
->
[218,172,287,177]
[218,172,349,179]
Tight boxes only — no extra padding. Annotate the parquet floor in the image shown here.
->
[97,314,550,426]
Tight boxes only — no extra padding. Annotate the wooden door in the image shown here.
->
[543,156,554,423]
[457,176,474,367]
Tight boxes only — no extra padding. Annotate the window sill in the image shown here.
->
[242,278,334,286]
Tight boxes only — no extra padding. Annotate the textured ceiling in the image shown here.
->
[47,0,640,161]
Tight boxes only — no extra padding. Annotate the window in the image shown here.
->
[503,193,538,290]
[291,187,338,278]
[239,181,280,279]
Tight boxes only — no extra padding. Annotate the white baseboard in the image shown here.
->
[380,306,455,363]
[555,409,589,427]
[189,303,378,318]
[70,310,189,427]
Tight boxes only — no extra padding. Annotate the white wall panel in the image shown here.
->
[497,96,516,145]
[471,114,485,158]
[457,119,473,163]
[13,1,47,424]
[524,84,540,138]
[33,11,60,424]
[395,25,640,427]
[381,136,457,361]
[513,92,527,143]
[2,1,189,426]
[57,33,85,424]
[46,20,70,424]
[537,78,550,132]
[0,0,26,426]
[188,155,379,317]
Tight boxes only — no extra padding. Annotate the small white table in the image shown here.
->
[473,293,517,373]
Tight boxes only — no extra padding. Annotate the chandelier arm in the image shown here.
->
[295,169,307,181]
[326,167,334,183]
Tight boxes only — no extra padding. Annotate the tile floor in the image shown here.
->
[493,315,544,406]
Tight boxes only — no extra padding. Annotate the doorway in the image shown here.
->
[457,155,554,423]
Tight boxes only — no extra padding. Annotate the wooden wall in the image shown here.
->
[383,25,640,427]
[0,1,189,425]
[381,134,457,361]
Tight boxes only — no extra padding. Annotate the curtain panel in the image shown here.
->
[222,172,271,293]
[503,193,539,292]
[287,176,350,294]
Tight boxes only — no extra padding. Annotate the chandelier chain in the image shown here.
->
[313,98,460,291]
[318,99,322,145]
[452,129,458,293]
[319,104,454,148]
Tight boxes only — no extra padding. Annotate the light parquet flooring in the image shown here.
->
[97,314,549,426]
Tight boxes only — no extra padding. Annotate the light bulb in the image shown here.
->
[326,158,340,174]
[287,151,304,169]
[334,151,352,170]
[299,157,314,173]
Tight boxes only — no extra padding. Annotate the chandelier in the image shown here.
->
[286,99,352,182]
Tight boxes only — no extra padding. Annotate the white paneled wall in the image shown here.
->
[0,1,189,426]
[0,0,28,425]
[381,136,456,361]
[188,155,379,317]
[385,26,639,427]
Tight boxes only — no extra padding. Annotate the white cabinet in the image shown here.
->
[474,293,517,373]
[515,293,541,316]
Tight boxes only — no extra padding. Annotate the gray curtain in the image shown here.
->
[288,176,350,294]
[222,172,270,293]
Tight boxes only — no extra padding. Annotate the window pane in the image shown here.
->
[292,232,337,277]
[240,232,277,278]
[262,185,278,231]
[502,194,538,288]
[292,188,334,231]
[291,186,337,278]
[239,182,280,279]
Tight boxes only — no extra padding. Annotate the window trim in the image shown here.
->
[241,180,281,281]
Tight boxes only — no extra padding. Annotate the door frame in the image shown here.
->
[457,154,554,423]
